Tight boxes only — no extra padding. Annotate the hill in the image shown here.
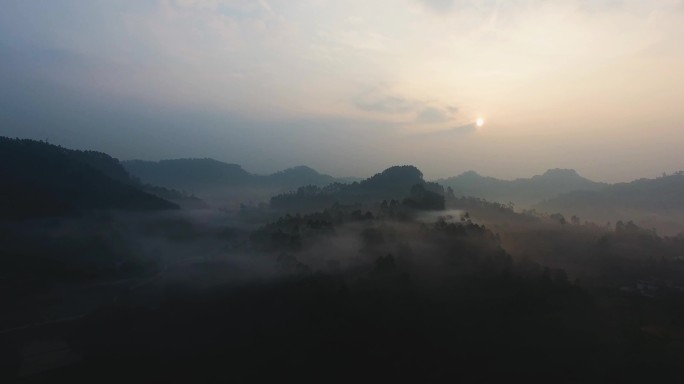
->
[0,137,178,219]
[534,172,684,234]
[123,158,251,190]
[437,168,606,207]
[270,165,445,213]
[254,165,339,190]
[123,159,360,205]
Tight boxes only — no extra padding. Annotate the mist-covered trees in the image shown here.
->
[402,183,445,210]
[269,165,447,214]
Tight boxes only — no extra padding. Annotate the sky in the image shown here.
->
[1,0,683,182]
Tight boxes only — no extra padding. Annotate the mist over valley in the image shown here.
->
[3,1,684,381]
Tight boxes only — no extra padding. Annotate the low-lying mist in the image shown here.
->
[4,193,684,382]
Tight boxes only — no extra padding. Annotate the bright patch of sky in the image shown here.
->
[1,0,683,181]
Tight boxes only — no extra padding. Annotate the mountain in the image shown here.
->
[436,168,606,207]
[257,165,338,191]
[123,159,360,202]
[360,165,424,194]
[0,137,178,219]
[534,172,684,228]
[270,165,444,212]
[123,159,251,190]
[141,185,208,210]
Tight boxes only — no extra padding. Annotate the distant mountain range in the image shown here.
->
[125,159,610,209]
[0,137,178,219]
[5,136,683,232]
[436,168,684,233]
[123,159,360,196]
[534,172,684,220]
[437,168,607,207]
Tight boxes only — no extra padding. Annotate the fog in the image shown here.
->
[4,157,684,381]
[3,1,684,382]
[5,188,684,380]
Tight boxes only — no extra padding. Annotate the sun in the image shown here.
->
[476,117,485,127]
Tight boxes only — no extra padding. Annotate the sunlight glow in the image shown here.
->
[476,118,485,127]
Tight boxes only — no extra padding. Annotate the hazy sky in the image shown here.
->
[1,0,683,181]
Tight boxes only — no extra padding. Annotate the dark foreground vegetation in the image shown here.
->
[3,205,684,382]
[2,138,684,382]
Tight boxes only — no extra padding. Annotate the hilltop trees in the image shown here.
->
[0,137,177,219]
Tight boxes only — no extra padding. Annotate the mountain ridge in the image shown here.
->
[123,158,361,195]
[0,137,178,219]
[535,172,684,214]
[436,168,607,207]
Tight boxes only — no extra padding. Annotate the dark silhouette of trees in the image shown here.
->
[0,137,177,219]
[402,183,445,210]
[270,165,446,213]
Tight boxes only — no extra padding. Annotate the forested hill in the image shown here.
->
[534,172,684,219]
[436,168,606,207]
[123,159,359,193]
[270,165,445,212]
[0,137,177,219]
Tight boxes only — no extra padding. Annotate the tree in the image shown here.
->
[571,215,580,225]
[550,213,566,225]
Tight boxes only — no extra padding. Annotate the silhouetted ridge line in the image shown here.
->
[123,158,360,196]
[436,168,606,207]
[535,171,684,222]
[269,165,445,213]
[0,136,178,219]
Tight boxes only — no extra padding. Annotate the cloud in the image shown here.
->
[356,96,416,114]
[353,87,460,127]
[448,123,477,135]
[415,123,477,138]
[353,87,422,114]
[418,0,455,13]
[171,0,273,14]
[326,28,395,52]
[416,107,457,123]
